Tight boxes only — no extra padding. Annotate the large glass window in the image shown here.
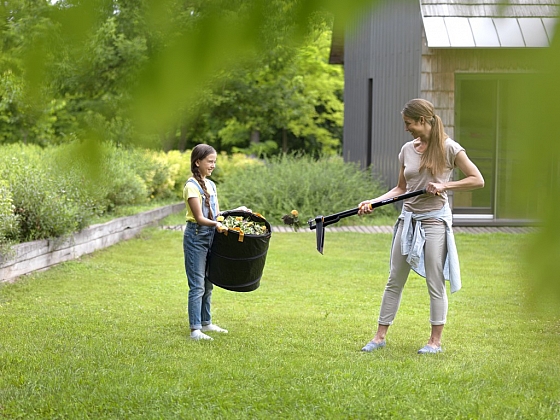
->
[455,74,535,220]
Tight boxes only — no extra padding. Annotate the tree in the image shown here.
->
[173,20,343,156]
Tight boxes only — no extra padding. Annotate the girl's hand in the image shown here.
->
[358,200,374,215]
[216,222,227,233]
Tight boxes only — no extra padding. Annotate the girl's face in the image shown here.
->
[196,153,217,178]
[403,115,431,140]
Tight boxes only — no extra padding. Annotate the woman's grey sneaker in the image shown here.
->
[361,340,386,352]
[417,345,442,354]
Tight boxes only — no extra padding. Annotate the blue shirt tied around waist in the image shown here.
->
[392,203,461,293]
[187,178,218,221]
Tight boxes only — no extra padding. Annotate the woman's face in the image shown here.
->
[403,115,431,140]
[196,153,217,178]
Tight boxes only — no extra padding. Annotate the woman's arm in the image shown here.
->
[358,166,408,215]
[427,150,485,195]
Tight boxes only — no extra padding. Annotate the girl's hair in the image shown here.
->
[402,98,448,176]
[191,144,217,219]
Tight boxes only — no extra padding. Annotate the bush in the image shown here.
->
[2,152,86,242]
[0,179,19,250]
[217,154,394,225]
[163,150,192,196]
[142,150,188,200]
[101,147,149,209]
[0,143,395,247]
[212,151,264,184]
[0,142,145,243]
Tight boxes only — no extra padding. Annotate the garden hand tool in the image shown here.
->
[308,189,427,254]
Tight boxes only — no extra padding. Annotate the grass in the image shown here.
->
[0,229,558,419]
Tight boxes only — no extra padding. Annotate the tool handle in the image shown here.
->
[308,189,426,230]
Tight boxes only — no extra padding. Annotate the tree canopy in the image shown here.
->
[0,0,346,155]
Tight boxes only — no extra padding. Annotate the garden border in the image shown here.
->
[0,202,185,283]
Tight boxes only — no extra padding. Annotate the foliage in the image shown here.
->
[0,142,191,244]
[211,151,263,184]
[185,23,344,156]
[514,37,560,312]
[0,144,396,246]
[217,153,394,226]
[0,179,19,251]
[0,143,104,242]
[0,0,345,155]
[217,214,268,235]
[151,149,192,197]
[0,230,558,418]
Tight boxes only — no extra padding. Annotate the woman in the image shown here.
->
[358,99,484,354]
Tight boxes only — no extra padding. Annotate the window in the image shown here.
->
[455,74,536,220]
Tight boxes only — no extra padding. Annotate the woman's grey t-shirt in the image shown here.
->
[399,138,465,213]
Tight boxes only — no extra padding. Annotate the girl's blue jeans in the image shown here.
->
[184,222,214,330]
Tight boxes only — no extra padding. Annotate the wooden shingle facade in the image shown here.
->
[339,0,558,225]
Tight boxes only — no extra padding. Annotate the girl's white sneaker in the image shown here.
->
[190,329,213,341]
[201,324,228,333]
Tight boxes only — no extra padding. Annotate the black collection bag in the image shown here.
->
[206,211,272,292]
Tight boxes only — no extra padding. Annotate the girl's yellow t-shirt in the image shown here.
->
[183,178,216,223]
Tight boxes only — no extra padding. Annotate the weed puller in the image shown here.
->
[307,189,427,254]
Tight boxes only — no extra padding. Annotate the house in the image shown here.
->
[333,0,558,225]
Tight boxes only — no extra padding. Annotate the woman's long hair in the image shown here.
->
[402,99,448,176]
[190,144,216,220]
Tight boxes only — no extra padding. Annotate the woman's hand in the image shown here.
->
[358,200,374,215]
[427,182,445,196]
[234,205,252,213]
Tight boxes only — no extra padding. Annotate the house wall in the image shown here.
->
[343,0,422,189]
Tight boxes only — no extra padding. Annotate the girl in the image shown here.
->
[183,144,228,341]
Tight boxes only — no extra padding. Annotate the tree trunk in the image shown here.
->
[178,124,188,152]
[250,129,260,144]
[282,128,288,153]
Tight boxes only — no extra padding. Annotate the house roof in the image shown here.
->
[328,20,345,64]
[421,0,559,47]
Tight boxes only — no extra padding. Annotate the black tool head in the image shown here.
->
[314,216,325,254]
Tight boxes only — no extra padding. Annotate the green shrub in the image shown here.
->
[217,154,394,225]
[212,151,264,184]
[1,143,104,242]
[140,150,180,200]
[0,179,19,250]
[100,147,149,209]
[0,143,395,245]
[162,150,192,197]
[48,142,152,212]
[4,159,84,241]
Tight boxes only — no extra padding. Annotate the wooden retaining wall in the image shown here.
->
[0,202,185,283]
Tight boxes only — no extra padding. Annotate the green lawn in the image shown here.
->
[0,229,558,419]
